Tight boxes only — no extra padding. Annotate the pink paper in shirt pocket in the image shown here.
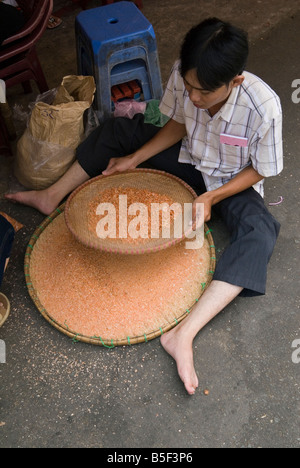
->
[220,133,248,147]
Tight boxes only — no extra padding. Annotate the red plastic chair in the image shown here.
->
[0,0,53,94]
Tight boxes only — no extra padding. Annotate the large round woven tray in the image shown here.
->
[25,205,216,347]
[64,169,198,255]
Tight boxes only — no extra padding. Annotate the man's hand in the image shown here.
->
[191,165,265,228]
[192,192,214,229]
[102,155,138,176]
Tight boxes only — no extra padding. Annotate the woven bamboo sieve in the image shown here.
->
[64,169,198,254]
[25,204,216,347]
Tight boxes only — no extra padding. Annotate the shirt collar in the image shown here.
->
[215,85,241,122]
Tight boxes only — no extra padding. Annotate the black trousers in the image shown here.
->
[76,114,280,297]
[0,215,14,288]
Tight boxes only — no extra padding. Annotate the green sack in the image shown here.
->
[144,100,170,127]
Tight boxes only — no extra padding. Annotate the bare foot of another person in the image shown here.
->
[160,326,199,396]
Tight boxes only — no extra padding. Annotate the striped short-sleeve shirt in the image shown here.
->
[159,61,283,197]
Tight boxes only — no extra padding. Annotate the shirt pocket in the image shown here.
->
[219,143,249,173]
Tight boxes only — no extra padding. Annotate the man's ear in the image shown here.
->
[231,75,245,88]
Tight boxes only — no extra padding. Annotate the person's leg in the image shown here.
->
[6,115,206,213]
[161,188,280,395]
[161,280,243,395]
[5,116,130,213]
[5,160,90,215]
[5,116,159,214]
[213,188,280,296]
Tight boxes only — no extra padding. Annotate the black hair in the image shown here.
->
[180,18,249,91]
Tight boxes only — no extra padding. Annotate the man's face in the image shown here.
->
[183,68,241,113]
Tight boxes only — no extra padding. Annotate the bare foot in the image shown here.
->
[5,190,58,216]
[161,326,199,395]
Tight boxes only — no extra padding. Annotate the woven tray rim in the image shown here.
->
[25,204,216,347]
[64,169,199,255]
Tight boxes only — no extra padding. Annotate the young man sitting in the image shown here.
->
[6,18,283,395]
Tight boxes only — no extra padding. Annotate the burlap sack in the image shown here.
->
[14,75,96,190]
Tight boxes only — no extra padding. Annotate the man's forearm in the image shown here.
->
[131,118,187,166]
[193,165,265,222]
[209,165,264,205]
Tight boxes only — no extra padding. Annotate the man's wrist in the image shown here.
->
[208,189,223,206]
[200,189,220,206]
[130,148,149,166]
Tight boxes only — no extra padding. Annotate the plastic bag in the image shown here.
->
[14,75,96,190]
[113,98,169,128]
[113,99,146,119]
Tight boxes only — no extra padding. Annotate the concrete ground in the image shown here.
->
[0,0,299,449]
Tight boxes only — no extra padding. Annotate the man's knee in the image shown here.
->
[220,189,279,231]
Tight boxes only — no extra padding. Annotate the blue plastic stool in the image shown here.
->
[76,1,163,121]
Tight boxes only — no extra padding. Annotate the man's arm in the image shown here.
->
[102,118,187,175]
[194,165,264,223]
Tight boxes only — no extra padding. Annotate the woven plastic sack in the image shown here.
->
[14,75,96,190]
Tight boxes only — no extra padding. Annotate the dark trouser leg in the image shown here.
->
[0,216,15,288]
[76,114,207,194]
[213,188,280,297]
[76,114,158,177]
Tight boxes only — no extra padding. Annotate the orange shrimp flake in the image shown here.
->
[87,186,181,243]
[30,214,212,342]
